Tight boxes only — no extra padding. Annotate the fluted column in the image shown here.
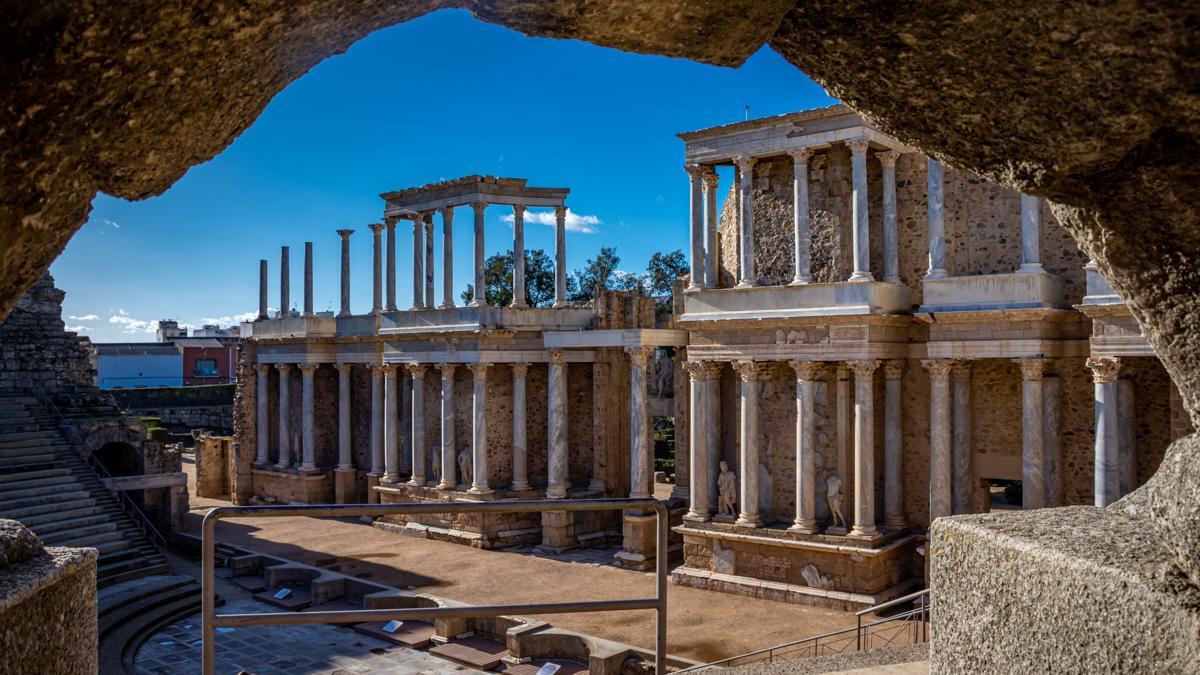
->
[1017,358,1046,510]
[385,218,397,311]
[255,364,270,464]
[1018,194,1044,273]
[258,260,269,319]
[734,156,757,288]
[303,241,314,317]
[686,165,704,292]
[1043,375,1064,507]
[470,202,486,307]
[847,138,873,282]
[298,364,318,470]
[438,363,458,489]
[952,361,973,514]
[511,363,530,490]
[789,148,813,285]
[702,362,721,512]
[368,364,384,476]
[406,364,428,486]
[879,150,901,284]
[847,360,879,537]
[789,360,824,533]
[925,160,948,279]
[337,229,353,316]
[702,171,720,289]
[883,360,906,527]
[509,205,527,307]
[411,218,424,309]
[554,205,568,308]
[547,350,569,498]
[383,364,400,481]
[336,364,352,470]
[924,360,953,521]
[733,361,768,527]
[440,207,455,309]
[276,363,293,470]
[400,369,411,476]
[627,347,653,499]
[1117,379,1136,496]
[468,364,491,494]
[1087,356,1122,506]
[369,223,384,314]
[683,361,709,521]
[423,212,434,309]
[280,246,291,315]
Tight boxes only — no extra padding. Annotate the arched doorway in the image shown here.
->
[93,441,143,477]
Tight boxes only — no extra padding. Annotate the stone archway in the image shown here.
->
[92,441,142,477]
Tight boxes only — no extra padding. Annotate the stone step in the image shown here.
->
[0,440,68,454]
[38,519,118,544]
[0,451,62,465]
[0,429,61,443]
[0,496,96,520]
[27,511,111,535]
[98,575,196,628]
[0,466,71,484]
[98,552,171,586]
[0,458,64,474]
[0,476,83,500]
[12,504,102,527]
[98,579,208,674]
[0,488,90,511]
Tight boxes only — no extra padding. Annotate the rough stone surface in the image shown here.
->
[0,519,44,568]
[722,644,928,674]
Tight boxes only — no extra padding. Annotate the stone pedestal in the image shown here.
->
[613,511,658,570]
[334,468,357,504]
[365,474,380,505]
[537,510,575,553]
[253,467,333,504]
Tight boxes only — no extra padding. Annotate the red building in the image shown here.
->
[176,338,237,385]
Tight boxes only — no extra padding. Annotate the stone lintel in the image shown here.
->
[923,339,1089,361]
[381,349,597,365]
[543,328,689,350]
[1088,336,1155,358]
[673,524,916,556]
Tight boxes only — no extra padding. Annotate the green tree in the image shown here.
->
[460,248,557,307]
[644,249,688,297]
[569,246,625,302]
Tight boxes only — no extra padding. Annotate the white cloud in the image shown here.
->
[115,308,130,316]
[69,314,99,321]
[108,314,156,334]
[201,311,259,326]
[500,208,601,234]
[65,325,91,333]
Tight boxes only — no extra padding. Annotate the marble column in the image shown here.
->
[511,205,527,307]
[438,363,458,489]
[923,360,953,521]
[789,148,813,285]
[1018,194,1044,273]
[627,346,653,500]
[1087,356,1122,506]
[258,260,269,319]
[547,350,569,498]
[411,218,424,310]
[702,171,720,289]
[336,364,352,470]
[1043,375,1063,507]
[686,165,704,292]
[589,362,608,492]
[734,156,757,288]
[383,364,399,481]
[683,361,709,521]
[511,363,530,490]
[847,360,880,537]
[554,206,568,308]
[385,219,397,311]
[468,364,491,494]
[369,223,384,314]
[276,363,293,470]
[952,361,973,515]
[733,361,768,527]
[337,229,353,316]
[400,369,411,476]
[882,360,906,527]
[440,207,455,309]
[1117,379,1136,496]
[423,212,435,309]
[879,150,901,284]
[255,364,270,464]
[298,363,318,470]
[789,360,824,533]
[836,366,852,523]
[925,159,948,279]
[369,364,384,477]
[280,245,291,315]
[406,364,427,486]
[847,138,873,282]
[703,362,722,513]
[471,202,486,307]
[303,241,314,317]
[1017,358,1046,510]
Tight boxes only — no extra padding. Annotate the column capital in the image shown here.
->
[845,137,871,155]
[335,362,353,374]
[404,363,428,379]
[788,147,815,164]
[625,345,654,368]
[882,359,906,380]
[511,203,525,219]
[384,218,397,231]
[1086,356,1122,383]
[438,206,454,221]
[681,360,706,381]
[1015,357,1046,381]
[275,363,294,374]
[733,155,756,172]
[467,363,489,378]
[470,201,487,215]
[421,210,435,224]
[836,365,851,381]
[788,359,825,381]
[554,204,567,221]
[411,216,423,231]
[368,222,385,236]
[510,362,529,378]
[701,169,720,191]
[922,359,954,381]
[548,348,566,365]
[256,363,272,375]
[951,360,973,381]
[846,359,881,380]
[732,360,772,382]
[298,363,319,376]
[876,149,901,168]
[698,361,723,380]
[684,164,705,180]
[436,362,458,376]
[336,228,354,239]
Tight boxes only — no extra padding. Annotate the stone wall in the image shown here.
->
[0,273,95,396]
[195,435,231,498]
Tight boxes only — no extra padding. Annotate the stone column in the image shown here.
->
[589,361,609,492]
[511,205,527,307]
[952,361,973,514]
[626,346,653,499]
[369,364,384,477]
[547,350,569,498]
[789,360,824,533]
[1043,375,1063,507]
[836,365,852,523]
[1017,358,1046,510]
[511,364,530,490]
[303,241,314,317]
[369,223,384,314]
[385,219,397,311]
[923,360,953,521]
[299,363,318,471]
[554,205,568,308]
[883,360,906,527]
[468,364,491,494]
[847,360,880,537]
[406,364,428,486]
[703,362,722,512]
[440,207,455,309]
[280,245,291,315]
[733,361,768,527]
[847,138,873,282]
[336,364,352,470]
[925,159,948,279]
[255,364,270,464]
[1087,356,1122,506]
[686,165,704,292]
[438,363,458,489]
[879,150,901,284]
[702,170,720,288]
[683,361,709,521]
[423,212,435,309]
[258,260,269,319]
[1018,194,1044,273]
[383,364,399,482]
[399,369,411,476]
[337,229,353,316]
[789,148,814,285]
[1117,378,1136,496]
[276,364,293,470]
[471,202,486,307]
[734,155,757,288]
[411,218,424,309]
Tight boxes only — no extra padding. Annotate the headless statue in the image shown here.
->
[457,447,472,488]
[431,446,442,484]
[717,460,738,516]
[826,475,846,528]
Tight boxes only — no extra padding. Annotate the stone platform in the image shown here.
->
[250,466,333,504]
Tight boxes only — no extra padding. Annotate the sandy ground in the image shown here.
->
[181,456,858,663]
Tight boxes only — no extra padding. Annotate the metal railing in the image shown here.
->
[202,498,669,675]
[30,385,169,552]
[675,589,930,671]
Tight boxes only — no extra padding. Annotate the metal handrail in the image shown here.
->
[30,385,169,552]
[201,498,669,675]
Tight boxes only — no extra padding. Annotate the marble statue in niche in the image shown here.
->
[457,447,472,488]
[717,460,738,516]
[826,475,846,529]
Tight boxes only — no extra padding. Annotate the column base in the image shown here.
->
[734,280,756,289]
[439,302,456,309]
[735,514,762,528]
[847,272,875,282]
[885,516,907,528]
[467,485,494,496]
[788,521,819,534]
[788,277,812,286]
[545,485,568,500]
[510,481,531,491]
[924,270,949,280]
[682,511,710,524]
[684,284,701,293]
[366,474,381,504]
[849,525,879,539]
[586,479,605,492]
[552,301,568,309]
[510,301,528,308]
[408,477,427,487]
[469,300,484,308]
[334,468,357,504]
[1016,263,1047,274]
[884,276,902,284]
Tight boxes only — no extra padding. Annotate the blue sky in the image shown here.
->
[53,10,834,341]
